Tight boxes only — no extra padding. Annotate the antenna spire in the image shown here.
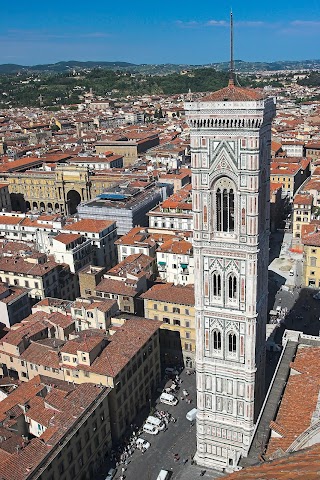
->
[229,10,235,86]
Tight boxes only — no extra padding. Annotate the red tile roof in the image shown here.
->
[63,218,115,233]
[267,346,320,456]
[293,194,313,205]
[202,80,263,102]
[223,443,320,480]
[141,283,194,306]
[53,232,83,244]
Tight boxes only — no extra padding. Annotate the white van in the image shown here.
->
[186,408,197,422]
[142,423,159,435]
[156,470,170,480]
[146,415,166,431]
[159,392,178,406]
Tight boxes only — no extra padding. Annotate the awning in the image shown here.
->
[180,263,188,269]
[158,261,166,265]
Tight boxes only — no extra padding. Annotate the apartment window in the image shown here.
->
[25,281,29,288]
[153,304,158,310]
[185,309,189,315]
[311,257,317,267]
[173,319,180,326]
[163,317,170,324]
[185,343,192,351]
[312,249,317,254]
[186,332,190,339]
[154,315,159,321]
[311,271,315,276]
[84,371,90,377]
[35,282,39,288]
[14,279,19,286]
[164,305,168,312]
[185,321,190,328]
[173,307,180,314]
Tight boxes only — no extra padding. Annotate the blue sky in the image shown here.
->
[1,0,320,65]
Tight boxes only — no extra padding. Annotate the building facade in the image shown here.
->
[185,81,275,471]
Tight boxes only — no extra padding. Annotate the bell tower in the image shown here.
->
[185,13,276,472]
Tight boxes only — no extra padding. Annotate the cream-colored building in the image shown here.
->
[292,194,313,240]
[302,225,320,288]
[141,283,195,368]
[0,254,79,301]
[156,237,194,285]
[71,297,118,331]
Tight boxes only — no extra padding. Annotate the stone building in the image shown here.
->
[185,78,275,471]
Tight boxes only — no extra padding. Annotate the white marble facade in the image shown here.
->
[185,89,276,471]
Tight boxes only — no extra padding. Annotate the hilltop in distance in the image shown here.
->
[1,58,320,75]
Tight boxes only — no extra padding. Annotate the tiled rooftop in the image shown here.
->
[141,283,194,306]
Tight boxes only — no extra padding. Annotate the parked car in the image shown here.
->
[136,438,151,451]
[105,467,116,480]
[156,470,171,480]
[186,408,197,422]
[159,392,178,406]
[142,423,159,435]
[145,415,166,431]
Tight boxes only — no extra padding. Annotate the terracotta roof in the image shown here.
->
[293,194,313,205]
[141,283,194,306]
[270,182,283,193]
[202,80,263,102]
[60,333,104,355]
[96,278,138,296]
[53,232,83,244]
[63,218,115,234]
[267,346,320,456]
[88,316,161,377]
[223,443,320,480]
[20,342,61,369]
[157,238,193,255]
[0,257,57,277]
[107,253,154,277]
[302,228,320,246]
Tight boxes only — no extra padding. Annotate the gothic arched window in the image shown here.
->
[215,178,235,232]
[228,274,237,300]
[228,333,237,353]
[213,330,222,350]
[212,272,221,297]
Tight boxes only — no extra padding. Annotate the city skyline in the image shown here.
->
[1,0,320,65]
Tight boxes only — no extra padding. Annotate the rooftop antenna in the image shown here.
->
[229,9,235,86]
